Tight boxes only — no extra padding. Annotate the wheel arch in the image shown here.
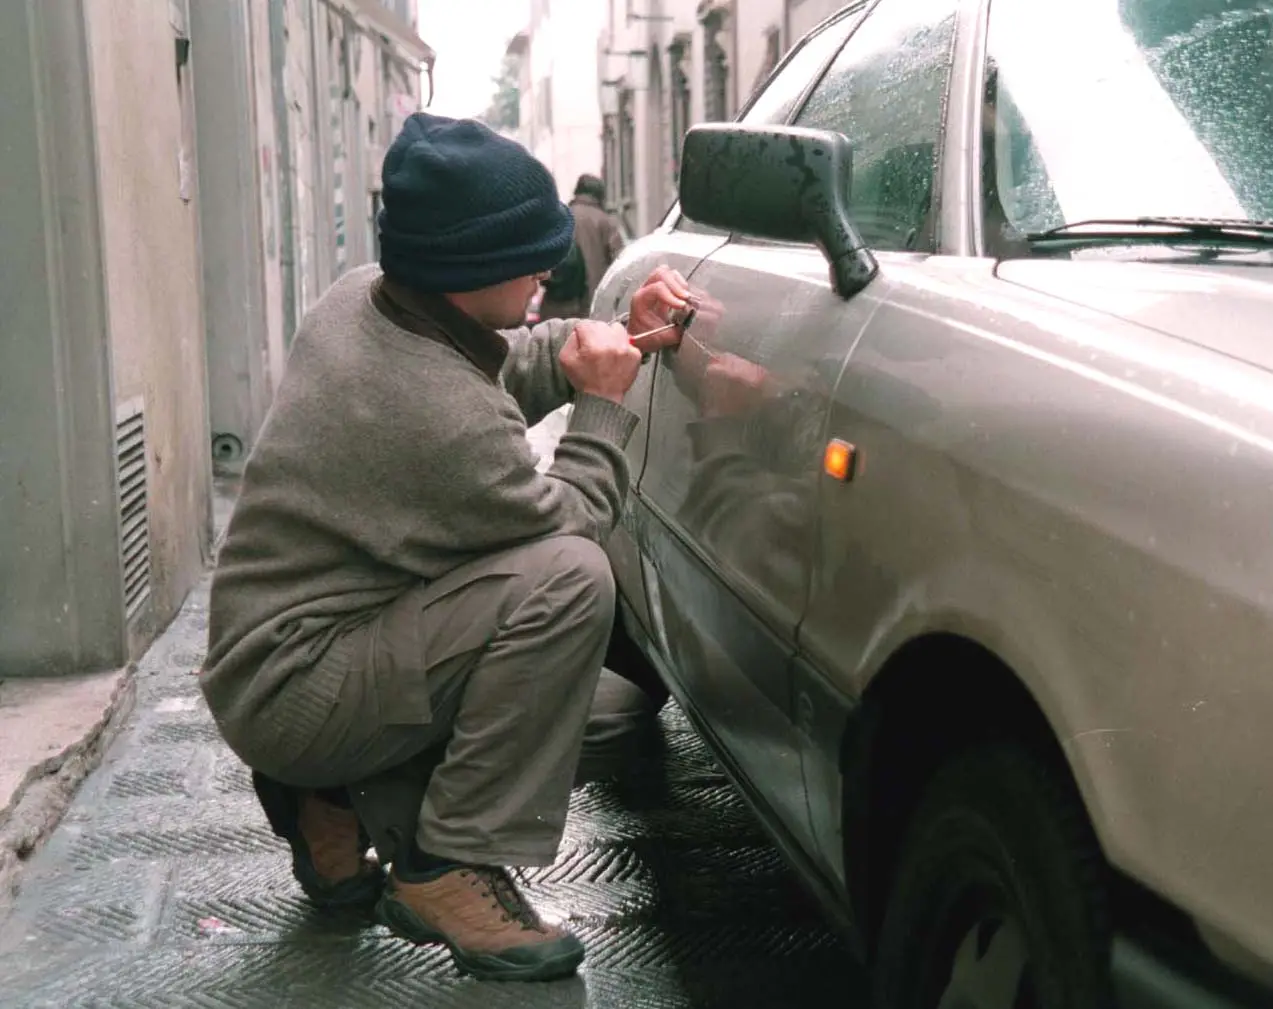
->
[840,631,1087,954]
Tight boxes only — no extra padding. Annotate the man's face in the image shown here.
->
[465,273,550,329]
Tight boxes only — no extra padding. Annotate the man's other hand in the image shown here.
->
[627,266,693,351]
[560,320,643,405]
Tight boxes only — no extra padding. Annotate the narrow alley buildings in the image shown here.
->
[2,0,852,681]
[1,0,431,679]
[503,0,849,239]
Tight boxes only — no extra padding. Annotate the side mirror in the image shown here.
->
[679,124,878,299]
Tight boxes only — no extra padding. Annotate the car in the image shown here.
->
[594,0,1273,1006]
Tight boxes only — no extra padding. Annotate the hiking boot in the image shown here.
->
[250,772,385,910]
[288,790,385,909]
[376,865,584,981]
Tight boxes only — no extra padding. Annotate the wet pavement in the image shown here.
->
[0,573,862,1007]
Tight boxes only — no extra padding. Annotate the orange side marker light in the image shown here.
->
[824,439,858,482]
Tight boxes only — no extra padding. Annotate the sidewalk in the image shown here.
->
[0,413,858,1007]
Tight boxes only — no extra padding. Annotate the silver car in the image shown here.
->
[596,0,1273,1006]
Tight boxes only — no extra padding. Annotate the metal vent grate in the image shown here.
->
[116,398,151,620]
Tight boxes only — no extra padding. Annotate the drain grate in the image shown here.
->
[115,398,151,621]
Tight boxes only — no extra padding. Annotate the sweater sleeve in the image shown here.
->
[410,384,639,556]
[499,317,578,427]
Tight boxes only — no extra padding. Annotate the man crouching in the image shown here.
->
[199,112,691,982]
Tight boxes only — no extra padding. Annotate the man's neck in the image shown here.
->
[375,276,509,382]
[443,291,497,328]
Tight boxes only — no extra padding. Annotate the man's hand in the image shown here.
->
[560,320,643,405]
[627,266,693,352]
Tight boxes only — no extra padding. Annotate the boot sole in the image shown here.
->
[375,892,585,982]
[302,873,385,911]
[292,848,386,911]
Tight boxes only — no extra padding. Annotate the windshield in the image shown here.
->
[983,0,1273,243]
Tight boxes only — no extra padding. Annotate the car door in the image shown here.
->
[780,0,966,883]
[596,229,730,638]
[632,4,871,851]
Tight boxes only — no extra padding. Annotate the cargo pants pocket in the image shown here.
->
[366,561,535,730]
[367,593,435,727]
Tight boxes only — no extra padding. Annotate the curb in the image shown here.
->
[0,667,137,907]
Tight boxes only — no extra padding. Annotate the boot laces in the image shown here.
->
[465,867,544,932]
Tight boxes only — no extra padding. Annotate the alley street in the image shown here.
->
[0,423,863,1008]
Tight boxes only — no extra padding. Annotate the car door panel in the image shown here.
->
[607,1,863,682]
[594,231,726,639]
[637,240,881,849]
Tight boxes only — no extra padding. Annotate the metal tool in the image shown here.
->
[629,306,696,353]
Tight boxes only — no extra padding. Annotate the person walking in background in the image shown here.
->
[538,173,625,321]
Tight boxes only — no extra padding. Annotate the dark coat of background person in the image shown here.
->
[540,176,624,321]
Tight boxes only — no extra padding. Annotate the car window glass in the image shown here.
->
[674,8,862,235]
[981,0,1273,251]
[792,0,959,253]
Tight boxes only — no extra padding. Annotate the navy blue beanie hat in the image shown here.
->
[378,113,575,293]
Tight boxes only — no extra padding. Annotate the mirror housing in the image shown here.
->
[679,123,877,299]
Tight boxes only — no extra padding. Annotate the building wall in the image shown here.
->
[269,0,423,324]
[600,0,700,236]
[247,0,289,397]
[0,0,125,676]
[736,0,786,106]
[200,0,427,474]
[513,0,606,204]
[192,0,276,472]
[281,0,327,320]
[0,0,429,676]
[85,0,213,650]
[352,31,387,261]
[789,0,847,40]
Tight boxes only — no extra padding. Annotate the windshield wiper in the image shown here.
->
[1026,217,1273,245]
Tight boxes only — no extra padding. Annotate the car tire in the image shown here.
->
[871,743,1115,1009]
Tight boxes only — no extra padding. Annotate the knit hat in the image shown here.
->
[378,113,575,293]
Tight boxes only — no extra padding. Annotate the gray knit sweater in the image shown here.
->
[201,264,638,765]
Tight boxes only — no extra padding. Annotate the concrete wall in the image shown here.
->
[198,0,426,476]
[268,0,422,324]
[247,0,290,397]
[0,0,126,677]
[84,0,213,652]
[191,0,275,471]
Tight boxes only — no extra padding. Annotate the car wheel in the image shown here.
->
[871,743,1115,1009]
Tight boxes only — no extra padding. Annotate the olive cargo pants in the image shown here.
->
[256,535,661,868]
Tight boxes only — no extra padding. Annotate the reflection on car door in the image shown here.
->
[607,4,866,656]
[786,0,961,882]
[635,238,881,851]
[595,231,727,637]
